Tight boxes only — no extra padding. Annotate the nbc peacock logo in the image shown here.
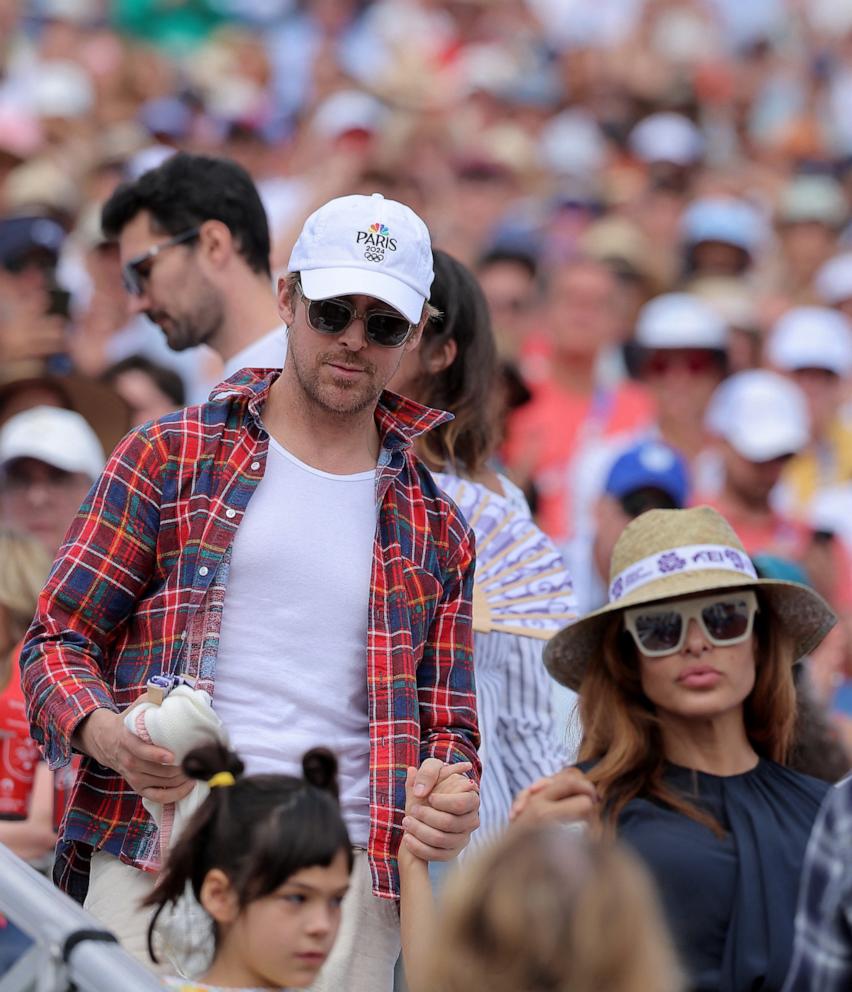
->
[356,221,397,262]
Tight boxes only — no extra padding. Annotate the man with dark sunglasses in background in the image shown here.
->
[22,192,481,991]
[101,152,286,376]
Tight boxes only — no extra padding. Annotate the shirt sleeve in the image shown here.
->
[783,778,852,991]
[496,633,570,796]
[20,425,165,769]
[416,524,481,778]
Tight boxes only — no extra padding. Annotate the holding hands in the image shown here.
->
[401,758,479,862]
[509,766,599,828]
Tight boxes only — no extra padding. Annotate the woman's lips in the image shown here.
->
[677,666,722,689]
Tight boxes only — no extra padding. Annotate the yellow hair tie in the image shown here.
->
[208,771,236,789]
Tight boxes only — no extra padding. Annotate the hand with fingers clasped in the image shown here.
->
[401,757,480,862]
[509,766,599,828]
[73,708,193,804]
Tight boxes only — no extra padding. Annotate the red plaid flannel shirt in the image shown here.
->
[21,370,479,902]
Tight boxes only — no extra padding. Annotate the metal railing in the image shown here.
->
[0,844,164,992]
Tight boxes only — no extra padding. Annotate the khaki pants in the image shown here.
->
[309,849,401,992]
[84,852,212,978]
[83,851,162,971]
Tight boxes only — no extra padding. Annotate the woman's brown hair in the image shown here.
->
[578,597,797,832]
[425,824,683,992]
[413,249,500,476]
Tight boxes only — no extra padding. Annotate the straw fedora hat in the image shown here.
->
[545,506,835,691]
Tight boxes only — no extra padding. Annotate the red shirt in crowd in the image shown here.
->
[504,378,654,541]
[0,648,40,820]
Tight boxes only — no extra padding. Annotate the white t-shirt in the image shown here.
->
[222,326,288,378]
[213,436,377,846]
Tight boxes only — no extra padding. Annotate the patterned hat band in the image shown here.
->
[608,544,757,603]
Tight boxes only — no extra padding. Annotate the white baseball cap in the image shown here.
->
[288,192,434,324]
[814,252,852,305]
[628,112,704,167]
[767,306,852,377]
[0,406,105,482]
[705,370,810,462]
[635,293,728,350]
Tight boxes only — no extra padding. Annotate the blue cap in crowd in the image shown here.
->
[0,215,65,269]
[604,440,689,509]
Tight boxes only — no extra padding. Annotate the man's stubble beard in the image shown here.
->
[149,277,226,353]
[290,347,390,417]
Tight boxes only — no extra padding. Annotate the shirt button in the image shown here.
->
[225,508,236,519]
[199,566,209,576]
[180,631,186,641]
[250,461,260,471]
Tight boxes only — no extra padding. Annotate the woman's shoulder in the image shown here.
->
[753,759,832,803]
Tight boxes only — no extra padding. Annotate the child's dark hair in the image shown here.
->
[143,743,352,962]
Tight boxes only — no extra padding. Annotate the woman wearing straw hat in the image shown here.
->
[512,505,835,992]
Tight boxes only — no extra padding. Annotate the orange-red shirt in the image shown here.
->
[504,378,654,540]
[0,648,40,820]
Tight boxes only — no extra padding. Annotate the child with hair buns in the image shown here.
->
[147,742,353,991]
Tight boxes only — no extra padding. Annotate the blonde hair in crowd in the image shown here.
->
[0,528,51,638]
[424,824,684,992]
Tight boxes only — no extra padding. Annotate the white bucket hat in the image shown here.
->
[288,192,434,324]
[544,506,835,690]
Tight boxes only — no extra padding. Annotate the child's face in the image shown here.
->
[213,849,351,988]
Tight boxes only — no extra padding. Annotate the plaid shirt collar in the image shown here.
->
[209,368,452,451]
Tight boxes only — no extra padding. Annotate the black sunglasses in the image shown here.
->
[122,227,200,296]
[299,292,413,348]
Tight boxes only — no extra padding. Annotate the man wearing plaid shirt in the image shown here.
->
[21,191,480,990]
[783,774,852,991]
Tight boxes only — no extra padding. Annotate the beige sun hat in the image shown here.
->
[544,506,835,691]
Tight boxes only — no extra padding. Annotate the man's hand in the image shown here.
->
[402,757,480,861]
[74,709,193,803]
[509,767,598,827]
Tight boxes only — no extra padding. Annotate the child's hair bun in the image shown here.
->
[302,747,340,799]
[182,742,245,783]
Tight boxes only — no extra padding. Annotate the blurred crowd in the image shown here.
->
[1,1,852,988]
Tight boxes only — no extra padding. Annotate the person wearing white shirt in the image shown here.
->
[101,152,286,382]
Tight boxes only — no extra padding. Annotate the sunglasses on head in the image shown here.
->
[299,291,413,348]
[122,227,200,296]
[623,590,758,657]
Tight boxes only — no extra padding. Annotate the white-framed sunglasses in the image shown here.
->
[623,590,759,657]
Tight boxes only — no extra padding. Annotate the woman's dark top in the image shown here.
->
[615,760,828,992]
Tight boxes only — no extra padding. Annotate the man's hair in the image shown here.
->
[101,152,271,278]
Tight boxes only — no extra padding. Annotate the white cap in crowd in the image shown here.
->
[809,484,852,544]
[635,293,728,350]
[767,306,852,377]
[288,192,434,325]
[814,252,852,306]
[681,197,767,256]
[0,405,106,482]
[310,89,389,141]
[628,112,704,167]
[705,370,810,462]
